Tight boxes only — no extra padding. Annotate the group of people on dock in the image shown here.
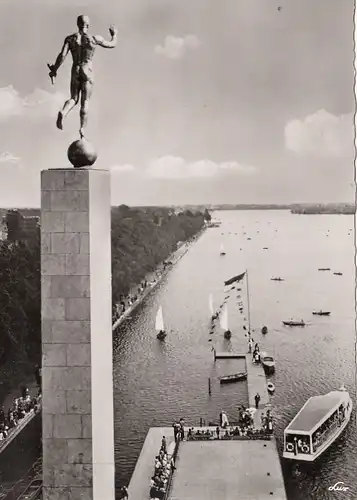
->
[0,387,41,443]
[149,436,176,499]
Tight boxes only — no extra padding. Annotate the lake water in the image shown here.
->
[113,210,356,500]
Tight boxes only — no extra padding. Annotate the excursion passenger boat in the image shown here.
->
[220,372,247,384]
[283,388,352,462]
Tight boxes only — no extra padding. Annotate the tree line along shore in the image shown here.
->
[0,205,210,393]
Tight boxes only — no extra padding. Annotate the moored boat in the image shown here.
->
[283,388,353,462]
[261,354,275,373]
[312,311,330,316]
[220,372,247,384]
[155,306,166,340]
[282,320,305,327]
[267,382,275,393]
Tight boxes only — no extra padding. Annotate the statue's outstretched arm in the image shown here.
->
[94,25,118,49]
[48,38,70,83]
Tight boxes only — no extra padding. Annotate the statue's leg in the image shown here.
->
[56,74,80,130]
[79,79,93,139]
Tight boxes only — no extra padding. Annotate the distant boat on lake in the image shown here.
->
[318,268,330,271]
[220,244,226,256]
[333,272,343,276]
[271,277,284,281]
[312,311,331,316]
[283,319,305,327]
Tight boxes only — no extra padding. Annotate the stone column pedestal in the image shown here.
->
[41,168,115,500]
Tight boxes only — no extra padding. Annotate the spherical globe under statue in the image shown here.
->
[67,139,98,168]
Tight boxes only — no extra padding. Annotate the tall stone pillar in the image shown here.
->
[40,168,115,500]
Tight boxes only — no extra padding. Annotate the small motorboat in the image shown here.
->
[261,354,276,373]
[318,268,330,271]
[271,277,284,281]
[282,320,305,327]
[333,272,343,276]
[261,325,268,334]
[267,382,275,393]
[312,311,331,316]
[224,330,232,339]
[220,372,247,384]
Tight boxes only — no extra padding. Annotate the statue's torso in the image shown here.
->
[67,33,96,67]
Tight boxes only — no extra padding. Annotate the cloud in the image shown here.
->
[111,164,136,173]
[0,86,65,121]
[146,156,257,179]
[285,109,354,158]
[0,151,20,163]
[155,35,201,59]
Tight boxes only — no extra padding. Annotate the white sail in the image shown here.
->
[220,243,225,253]
[155,306,165,331]
[209,294,214,315]
[220,304,229,331]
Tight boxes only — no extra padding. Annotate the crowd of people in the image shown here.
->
[0,387,41,443]
[149,436,176,499]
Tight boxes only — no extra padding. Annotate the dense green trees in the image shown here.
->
[0,207,206,369]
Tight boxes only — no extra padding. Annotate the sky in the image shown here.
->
[0,0,355,206]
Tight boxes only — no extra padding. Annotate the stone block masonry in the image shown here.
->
[41,169,115,500]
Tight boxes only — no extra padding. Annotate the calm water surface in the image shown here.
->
[113,210,356,500]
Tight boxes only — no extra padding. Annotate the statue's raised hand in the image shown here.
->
[109,25,117,37]
[47,63,57,84]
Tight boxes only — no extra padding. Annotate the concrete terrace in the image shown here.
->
[169,440,286,500]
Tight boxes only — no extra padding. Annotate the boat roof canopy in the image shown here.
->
[285,391,346,434]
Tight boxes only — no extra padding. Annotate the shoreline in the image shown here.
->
[112,227,206,332]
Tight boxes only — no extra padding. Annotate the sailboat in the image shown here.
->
[220,304,231,339]
[220,244,226,256]
[209,294,218,321]
[155,306,166,340]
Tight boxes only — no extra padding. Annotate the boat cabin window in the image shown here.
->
[285,434,311,454]
[311,406,346,452]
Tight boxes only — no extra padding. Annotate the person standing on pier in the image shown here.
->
[255,392,261,409]
[161,436,167,453]
[179,418,185,440]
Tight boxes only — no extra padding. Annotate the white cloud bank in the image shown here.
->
[111,164,136,173]
[285,109,353,158]
[146,156,257,179]
[0,86,65,120]
[0,151,20,163]
[155,35,201,59]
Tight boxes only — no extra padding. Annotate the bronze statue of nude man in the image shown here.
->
[48,15,117,139]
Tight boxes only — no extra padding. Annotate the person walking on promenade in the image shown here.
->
[255,392,261,409]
